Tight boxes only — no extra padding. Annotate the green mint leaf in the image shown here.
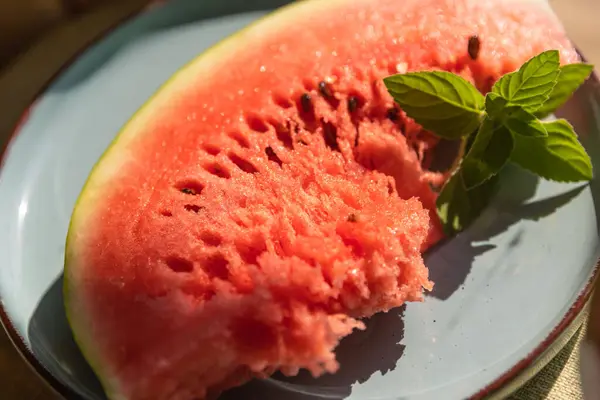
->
[534,63,594,118]
[485,92,508,119]
[503,108,548,138]
[460,118,514,189]
[511,119,593,182]
[485,92,547,137]
[436,171,499,235]
[492,50,560,112]
[384,71,484,139]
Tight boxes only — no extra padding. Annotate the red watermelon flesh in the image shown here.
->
[64,0,579,398]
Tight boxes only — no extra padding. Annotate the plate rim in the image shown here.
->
[0,1,597,399]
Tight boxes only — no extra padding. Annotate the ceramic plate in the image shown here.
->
[1,0,599,399]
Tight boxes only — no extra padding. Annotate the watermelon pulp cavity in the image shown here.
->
[64,0,578,398]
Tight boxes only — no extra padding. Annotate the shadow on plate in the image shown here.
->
[27,274,104,400]
[221,307,406,400]
[425,165,588,300]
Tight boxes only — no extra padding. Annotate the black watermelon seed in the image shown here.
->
[184,204,203,213]
[300,93,312,113]
[318,81,333,99]
[348,96,358,113]
[297,139,308,146]
[181,188,196,195]
[387,182,395,194]
[322,122,339,151]
[468,35,480,60]
[265,146,283,166]
[387,107,399,121]
[347,213,357,222]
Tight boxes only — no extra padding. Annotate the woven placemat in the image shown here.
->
[510,322,586,400]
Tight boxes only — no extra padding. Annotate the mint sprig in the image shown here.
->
[384,50,594,235]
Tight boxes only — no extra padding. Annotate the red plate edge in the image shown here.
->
[0,2,597,399]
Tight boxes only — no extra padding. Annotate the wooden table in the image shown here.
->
[0,0,599,399]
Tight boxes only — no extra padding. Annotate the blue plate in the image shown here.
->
[0,0,598,399]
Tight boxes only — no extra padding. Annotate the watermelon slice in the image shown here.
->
[64,0,579,398]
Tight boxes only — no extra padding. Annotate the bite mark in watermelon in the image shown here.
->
[63,0,579,398]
